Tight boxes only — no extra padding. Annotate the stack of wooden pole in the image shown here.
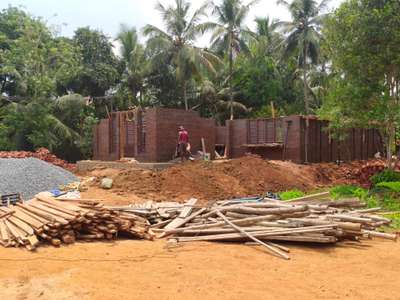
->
[151,193,397,260]
[0,193,154,250]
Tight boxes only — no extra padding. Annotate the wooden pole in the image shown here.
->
[270,101,275,119]
[216,210,290,260]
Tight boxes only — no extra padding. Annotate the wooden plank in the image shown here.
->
[8,215,35,235]
[12,208,46,229]
[201,138,206,155]
[29,201,76,220]
[35,199,80,217]
[5,219,26,242]
[0,220,10,242]
[13,206,49,224]
[16,204,69,225]
[164,199,198,231]
[285,192,331,203]
[173,225,336,242]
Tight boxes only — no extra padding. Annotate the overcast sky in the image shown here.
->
[0,0,343,37]
[1,0,344,48]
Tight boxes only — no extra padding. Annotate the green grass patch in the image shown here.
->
[330,185,368,200]
[370,169,400,185]
[279,189,305,201]
[381,213,400,231]
[375,181,400,193]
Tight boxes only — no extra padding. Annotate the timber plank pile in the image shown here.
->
[0,192,154,250]
[142,192,397,260]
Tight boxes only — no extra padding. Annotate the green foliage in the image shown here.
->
[233,53,282,110]
[279,189,305,200]
[143,0,221,110]
[0,7,82,98]
[78,113,98,158]
[328,184,400,210]
[70,27,120,96]
[277,0,330,113]
[384,213,400,230]
[0,123,14,150]
[116,25,147,106]
[202,0,257,119]
[375,182,400,193]
[330,185,368,200]
[321,0,400,162]
[370,170,400,186]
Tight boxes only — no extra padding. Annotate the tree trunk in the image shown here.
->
[386,122,395,169]
[229,35,234,120]
[303,44,310,115]
[303,43,309,163]
[183,80,188,111]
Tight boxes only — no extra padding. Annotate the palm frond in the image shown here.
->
[318,0,332,12]
[47,115,80,141]
[142,24,171,40]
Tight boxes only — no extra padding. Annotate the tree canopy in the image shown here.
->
[0,1,399,163]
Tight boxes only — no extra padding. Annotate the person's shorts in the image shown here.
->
[178,143,188,157]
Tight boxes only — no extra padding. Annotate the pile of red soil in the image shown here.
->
[0,148,75,171]
[110,155,338,202]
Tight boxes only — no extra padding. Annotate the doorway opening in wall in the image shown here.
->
[215,144,226,159]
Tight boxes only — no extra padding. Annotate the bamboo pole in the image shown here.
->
[216,211,290,260]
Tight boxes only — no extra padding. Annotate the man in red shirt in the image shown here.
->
[177,126,189,161]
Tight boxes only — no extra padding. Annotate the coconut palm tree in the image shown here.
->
[255,17,280,47]
[116,25,147,105]
[201,0,258,120]
[143,0,221,110]
[194,79,248,123]
[277,0,330,114]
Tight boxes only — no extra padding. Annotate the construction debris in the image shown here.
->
[0,192,154,250]
[0,190,396,258]
[119,192,397,260]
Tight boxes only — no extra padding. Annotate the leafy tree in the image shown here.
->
[70,27,120,96]
[320,0,400,166]
[202,0,257,120]
[254,16,282,57]
[0,99,78,151]
[277,0,330,113]
[0,7,81,98]
[233,49,282,110]
[143,0,221,110]
[195,80,248,123]
[116,25,147,106]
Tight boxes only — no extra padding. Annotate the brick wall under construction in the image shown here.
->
[93,111,383,163]
[225,115,383,163]
[93,108,216,162]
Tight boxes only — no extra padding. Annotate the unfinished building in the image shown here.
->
[93,108,383,163]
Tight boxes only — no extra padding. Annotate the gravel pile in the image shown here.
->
[0,157,78,200]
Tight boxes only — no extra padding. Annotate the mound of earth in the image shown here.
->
[107,155,358,203]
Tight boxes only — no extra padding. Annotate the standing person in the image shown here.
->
[177,126,189,161]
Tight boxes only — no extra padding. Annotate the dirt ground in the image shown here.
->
[0,239,398,300]
[2,155,397,299]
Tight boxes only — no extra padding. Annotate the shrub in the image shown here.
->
[370,169,400,186]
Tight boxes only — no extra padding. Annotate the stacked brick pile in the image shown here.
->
[0,148,75,171]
